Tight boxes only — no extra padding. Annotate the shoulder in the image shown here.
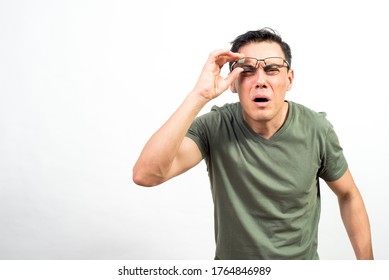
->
[196,102,240,124]
[210,102,240,116]
[290,101,332,131]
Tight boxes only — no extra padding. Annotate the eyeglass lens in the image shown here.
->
[232,57,286,71]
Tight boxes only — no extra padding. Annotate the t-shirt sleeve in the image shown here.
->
[318,125,348,181]
[186,117,209,160]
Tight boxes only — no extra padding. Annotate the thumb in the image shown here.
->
[224,67,243,87]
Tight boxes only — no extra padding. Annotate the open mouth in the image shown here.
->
[254,97,269,103]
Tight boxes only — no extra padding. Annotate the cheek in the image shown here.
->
[269,77,289,91]
[236,76,255,90]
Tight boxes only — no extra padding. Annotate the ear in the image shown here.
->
[230,81,238,93]
[286,69,294,91]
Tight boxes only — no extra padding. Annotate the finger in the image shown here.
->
[209,49,244,66]
[224,67,244,86]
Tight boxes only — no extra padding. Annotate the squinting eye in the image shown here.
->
[240,65,257,74]
[263,65,281,75]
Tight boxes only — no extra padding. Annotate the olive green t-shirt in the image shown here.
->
[186,101,348,260]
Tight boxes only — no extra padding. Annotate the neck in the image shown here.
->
[245,102,289,139]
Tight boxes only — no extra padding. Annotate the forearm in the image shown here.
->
[132,91,207,186]
[338,190,374,259]
[133,49,243,187]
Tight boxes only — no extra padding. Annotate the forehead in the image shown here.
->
[238,42,284,59]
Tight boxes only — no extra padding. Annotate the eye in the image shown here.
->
[240,65,257,75]
[263,65,281,75]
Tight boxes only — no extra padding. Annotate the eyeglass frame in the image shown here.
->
[229,56,291,73]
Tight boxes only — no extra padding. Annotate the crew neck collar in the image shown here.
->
[237,100,293,144]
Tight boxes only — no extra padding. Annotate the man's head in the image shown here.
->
[229,28,294,132]
[229,28,292,71]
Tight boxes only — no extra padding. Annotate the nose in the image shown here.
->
[254,67,267,89]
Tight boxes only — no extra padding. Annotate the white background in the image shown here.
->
[0,0,388,260]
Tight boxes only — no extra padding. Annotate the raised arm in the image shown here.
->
[326,168,374,259]
[132,50,244,187]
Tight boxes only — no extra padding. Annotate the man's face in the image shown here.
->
[230,42,294,126]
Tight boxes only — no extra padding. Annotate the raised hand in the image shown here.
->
[193,49,244,101]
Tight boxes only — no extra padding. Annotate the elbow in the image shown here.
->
[132,173,156,187]
[132,167,164,187]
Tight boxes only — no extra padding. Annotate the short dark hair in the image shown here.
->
[229,27,292,70]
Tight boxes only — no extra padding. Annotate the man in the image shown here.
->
[133,28,373,260]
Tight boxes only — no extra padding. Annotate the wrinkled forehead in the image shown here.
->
[237,41,285,60]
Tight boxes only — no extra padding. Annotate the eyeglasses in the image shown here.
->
[230,57,290,76]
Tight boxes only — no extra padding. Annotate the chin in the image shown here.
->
[244,110,273,123]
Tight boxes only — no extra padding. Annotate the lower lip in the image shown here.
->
[253,101,270,107]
